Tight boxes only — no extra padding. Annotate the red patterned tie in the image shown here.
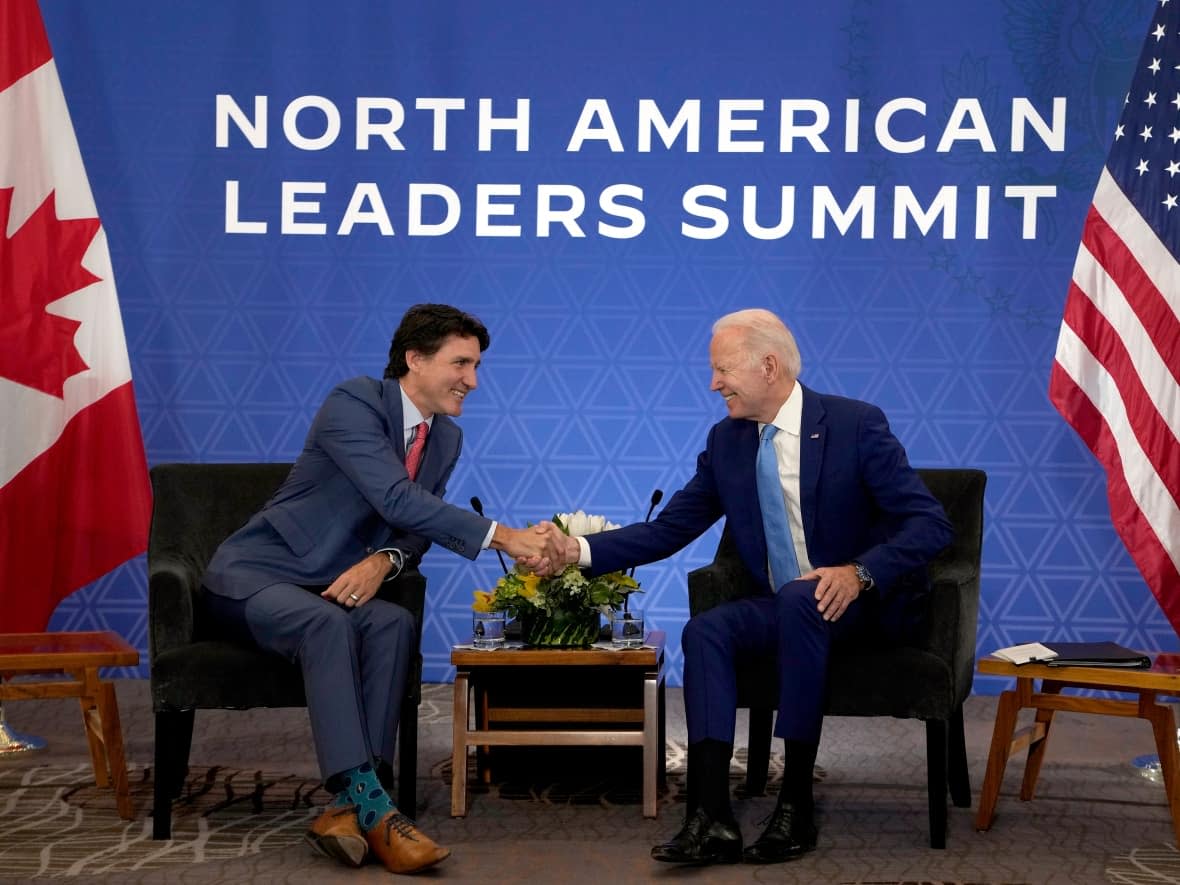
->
[405,421,429,480]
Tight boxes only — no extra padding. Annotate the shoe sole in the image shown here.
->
[305,830,367,868]
[651,848,742,865]
[391,847,451,874]
[742,842,817,864]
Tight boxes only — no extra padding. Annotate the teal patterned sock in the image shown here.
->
[329,762,396,831]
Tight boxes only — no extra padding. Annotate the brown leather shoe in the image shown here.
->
[305,804,368,868]
[365,810,451,874]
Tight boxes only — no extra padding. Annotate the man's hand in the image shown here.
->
[321,552,392,608]
[799,564,863,622]
[515,522,580,576]
[490,522,570,575]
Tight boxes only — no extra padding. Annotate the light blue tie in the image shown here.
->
[756,425,800,590]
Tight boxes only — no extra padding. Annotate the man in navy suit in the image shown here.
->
[534,308,953,866]
[203,304,562,875]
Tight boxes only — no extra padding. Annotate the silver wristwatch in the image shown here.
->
[852,561,874,591]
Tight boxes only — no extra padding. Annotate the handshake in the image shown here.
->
[490,521,579,576]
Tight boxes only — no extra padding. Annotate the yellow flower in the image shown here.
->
[472,589,496,613]
[518,573,541,599]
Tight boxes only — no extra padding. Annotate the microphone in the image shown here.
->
[643,489,664,523]
[628,489,664,580]
[470,496,509,574]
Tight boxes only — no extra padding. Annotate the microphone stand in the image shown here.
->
[470,496,509,574]
[626,489,663,611]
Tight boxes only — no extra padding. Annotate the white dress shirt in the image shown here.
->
[759,382,813,574]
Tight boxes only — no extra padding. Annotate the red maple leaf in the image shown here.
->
[0,187,99,398]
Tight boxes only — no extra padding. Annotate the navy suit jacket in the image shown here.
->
[587,385,953,632]
[203,376,492,600]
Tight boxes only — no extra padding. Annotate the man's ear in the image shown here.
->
[763,354,777,383]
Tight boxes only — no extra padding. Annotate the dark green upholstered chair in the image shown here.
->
[147,462,426,839]
[686,467,986,849]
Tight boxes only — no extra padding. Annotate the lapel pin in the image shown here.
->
[810,433,820,439]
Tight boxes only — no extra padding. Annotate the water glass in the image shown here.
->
[472,610,506,648]
[611,609,645,648]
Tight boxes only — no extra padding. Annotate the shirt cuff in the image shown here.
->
[576,536,591,567]
[481,521,497,550]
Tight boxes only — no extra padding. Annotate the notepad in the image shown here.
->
[992,642,1058,665]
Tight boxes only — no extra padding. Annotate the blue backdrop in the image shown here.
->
[37,1,1175,688]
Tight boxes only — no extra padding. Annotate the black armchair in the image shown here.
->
[687,467,985,849]
[147,462,426,839]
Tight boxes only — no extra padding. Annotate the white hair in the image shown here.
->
[712,309,802,379]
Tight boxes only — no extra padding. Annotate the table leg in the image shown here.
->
[96,680,134,820]
[975,687,1021,831]
[78,679,109,789]
[1143,692,1180,847]
[478,684,492,785]
[1020,680,1061,801]
[643,673,658,818]
[451,670,470,817]
[658,678,667,788]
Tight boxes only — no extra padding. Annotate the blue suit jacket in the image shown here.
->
[203,376,492,600]
[587,385,953,629]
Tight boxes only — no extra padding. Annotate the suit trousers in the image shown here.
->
[204,583,415,781]
[681,579,872,745]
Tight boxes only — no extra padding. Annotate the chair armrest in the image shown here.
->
[923,561,981,705]
[687,560,762,616]
[148,556,201,661]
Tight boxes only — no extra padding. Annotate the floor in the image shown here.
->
[1,680,1179,884]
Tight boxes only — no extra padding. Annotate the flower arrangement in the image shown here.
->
[473,511,641,645]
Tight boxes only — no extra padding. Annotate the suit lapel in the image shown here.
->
[381,380,409,460]
[417,417,456,490]
[799,385,826,544]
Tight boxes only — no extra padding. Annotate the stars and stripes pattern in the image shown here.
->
[1049,0,1180,633]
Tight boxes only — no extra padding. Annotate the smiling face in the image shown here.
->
[709,326,792,423]
[401,333,482,417]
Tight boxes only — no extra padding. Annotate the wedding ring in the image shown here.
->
[348,593,360,602]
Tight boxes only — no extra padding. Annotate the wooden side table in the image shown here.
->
[451,630,666,818]
[0,631,140,819]
[975,652,1180,845]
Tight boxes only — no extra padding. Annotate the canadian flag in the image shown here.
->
[0,0,151,632]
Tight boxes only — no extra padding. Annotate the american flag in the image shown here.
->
[1049,0,1180,633]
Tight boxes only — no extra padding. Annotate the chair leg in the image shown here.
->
[925,718,948,849]
[947,704,971,808]
[153,709,195,840]
[398,698,419,815]
[746,707,774,796]
[397,653,422,816]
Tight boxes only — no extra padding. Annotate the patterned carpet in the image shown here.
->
[1,682,1179,883]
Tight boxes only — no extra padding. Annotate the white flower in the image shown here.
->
[556,510,621,536]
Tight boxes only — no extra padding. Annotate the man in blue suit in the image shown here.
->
[203,304,561,875]
[535,308,953,866]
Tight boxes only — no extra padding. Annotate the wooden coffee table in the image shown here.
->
[451,631,666,818]
[975,652,1180,844]
[0,631,139,819]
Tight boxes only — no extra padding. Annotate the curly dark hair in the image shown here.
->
[384,304,490,379]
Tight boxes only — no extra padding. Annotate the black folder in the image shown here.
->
[1044,641,1151,669]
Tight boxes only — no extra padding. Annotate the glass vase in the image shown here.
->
[518,609,600,648]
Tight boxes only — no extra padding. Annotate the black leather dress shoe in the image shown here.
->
[651,808,743,865]
[742,801,818,864]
